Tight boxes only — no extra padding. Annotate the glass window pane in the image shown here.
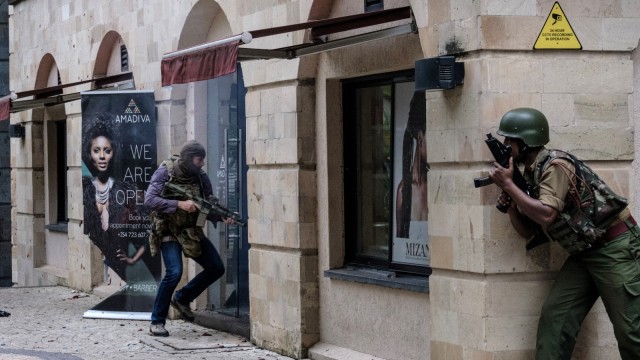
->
[355,85,392,260]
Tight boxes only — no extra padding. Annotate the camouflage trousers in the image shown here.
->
[535,222,640,359]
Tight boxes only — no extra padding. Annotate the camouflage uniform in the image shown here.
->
[148,156,206,258]
[526,148,640,360]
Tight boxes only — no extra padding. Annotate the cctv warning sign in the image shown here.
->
[533,2,581,49]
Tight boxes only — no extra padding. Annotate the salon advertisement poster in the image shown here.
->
[392,83,430,267]
[81,90,160,319]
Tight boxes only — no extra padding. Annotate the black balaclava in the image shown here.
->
[174,140,206,183]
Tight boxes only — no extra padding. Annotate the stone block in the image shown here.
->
[428,129,457,162]
[482,92,543,128]
[551,126,633,161]
[249,218,273,246]
[429,273,453,311]
[268,297,286,329]
[430,340,463,360]
[538,0,620,18]
[603,17,640,51]
[436,20,455,54]
[300,281,319,308]
[483,0,536,16]
[458,313,485,348]
[282,112,299,139]
[543,58,633,94]
[488,280,552,317]
[485,58,544,93]
[284,303,301,329]
[245,90,261,118]
[451,0,480,20]
[260,89,277,116]
[573,94,629,126]
[279,279,300,308]
[419,26,439,57]
[622,0,640,17]
[571,17,603,51]
[248,249,261,278]
[541,93,574,127]
[14,169,41,214]
[449,278,487,316]
[485,315,539,351]
[430,235,454,269]
[300,305,319,334]
[264,194,279,221]
[298,222,317,250]
[271,112,286,139]
[250,296,270,325]
[67,168,83,220]
[282,221,299,248]
[426,89,480,133]
[279,85,298,114]
[300,254,318,283]
[480,16,542,50]
[432,305,463,349]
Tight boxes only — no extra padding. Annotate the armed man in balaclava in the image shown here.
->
[145,140,234,337]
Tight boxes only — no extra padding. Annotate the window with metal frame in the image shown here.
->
[343,70,430,276]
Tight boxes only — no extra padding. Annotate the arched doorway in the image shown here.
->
[178,0,250,321]
[35,54,70,285]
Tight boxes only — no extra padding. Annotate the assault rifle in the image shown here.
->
[162,182,246,227]
[474,133,548,249]
[473,133,534,213]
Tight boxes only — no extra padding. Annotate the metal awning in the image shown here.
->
[161,6,416,86]
[4,72,133,117]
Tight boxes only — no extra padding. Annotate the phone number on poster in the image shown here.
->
[118,231,148,238]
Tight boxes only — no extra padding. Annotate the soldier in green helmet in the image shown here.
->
[489,108,640,359]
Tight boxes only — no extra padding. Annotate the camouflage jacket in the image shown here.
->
[144,156,221,258]
[528,149,628,254]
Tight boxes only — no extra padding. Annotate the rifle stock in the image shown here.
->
[163,182,246,227]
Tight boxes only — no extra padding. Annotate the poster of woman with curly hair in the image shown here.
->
[81,90,160,318]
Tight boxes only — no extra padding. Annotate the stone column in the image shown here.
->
[11,117,46,286]
[245,78,320,358]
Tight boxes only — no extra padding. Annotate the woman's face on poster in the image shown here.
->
[90,136,113,172]
[418,131,426,160]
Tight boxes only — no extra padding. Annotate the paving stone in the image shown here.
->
[0,286,295,360]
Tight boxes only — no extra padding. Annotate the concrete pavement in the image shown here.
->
[0,286,294,360]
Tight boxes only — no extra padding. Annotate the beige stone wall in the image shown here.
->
[310,3,431,359]
[243,58,320,359]
[9,0,640,359]
[422,0,640,359]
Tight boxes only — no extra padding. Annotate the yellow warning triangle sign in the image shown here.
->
[533,2,582,50]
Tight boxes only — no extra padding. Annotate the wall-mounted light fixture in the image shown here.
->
[9,123,25,138]
[415,55,465,91]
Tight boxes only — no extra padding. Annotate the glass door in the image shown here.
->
[205,65,249,319]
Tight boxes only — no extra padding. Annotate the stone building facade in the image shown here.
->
[7,0,640,359]
[0,0,10,287]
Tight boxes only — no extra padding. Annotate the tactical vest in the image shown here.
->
[529,149,628,254]
[149,156,205,258]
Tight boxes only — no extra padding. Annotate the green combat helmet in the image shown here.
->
[497,108,549,146]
